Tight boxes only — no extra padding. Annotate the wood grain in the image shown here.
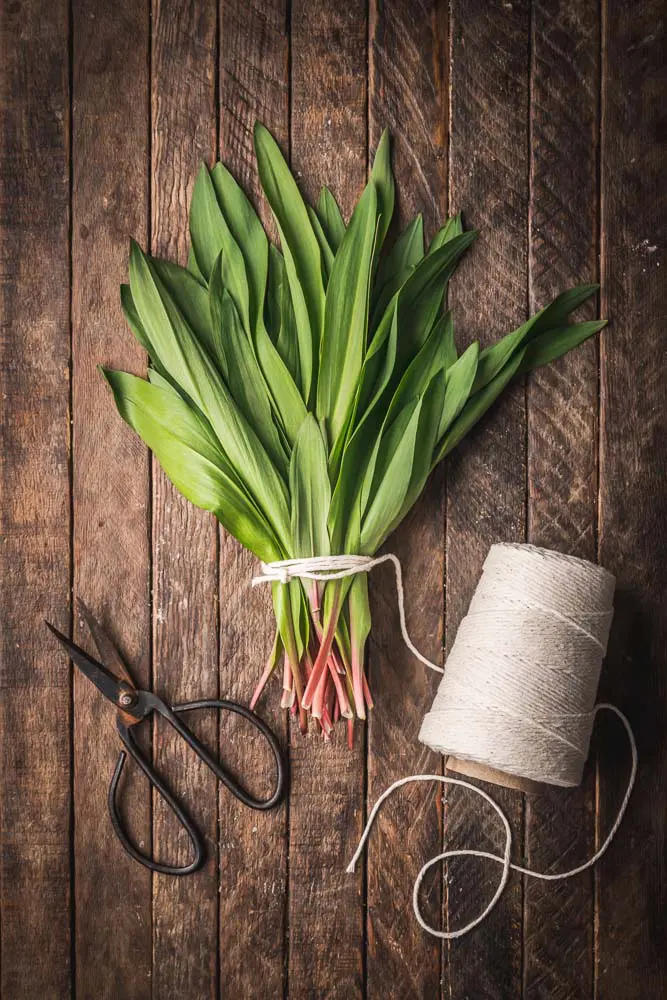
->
[2,3,666,997]
[151,3,219,998]
[366,2,448,997]
[217,2,290,996]
[0,1,71,996]
[71,1,151,996]
[598,2,666,997]
[524,2,600,997]
[445,1,530,996]
[288,2,367,995]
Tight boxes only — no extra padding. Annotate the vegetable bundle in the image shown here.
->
[106,124,605,743]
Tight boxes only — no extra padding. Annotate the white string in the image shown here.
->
[252,553,444,674]
[253,548,637,940]
[419,543,616,787]
[346,703,637,939]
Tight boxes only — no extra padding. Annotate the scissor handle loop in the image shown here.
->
[164,697,287,810]
[109,724,205,876]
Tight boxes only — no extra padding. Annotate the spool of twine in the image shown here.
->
[254,544,636,939]
[420,543,616,791]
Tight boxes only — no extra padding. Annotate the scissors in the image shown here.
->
[46,601,287,876]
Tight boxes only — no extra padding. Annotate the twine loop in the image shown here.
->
[253,545,637,940]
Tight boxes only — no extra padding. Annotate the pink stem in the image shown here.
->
[319,692,333,736]
[325,673,336,721]
[299,653,313,734]
[250,652,278,711]
[280,656,294,709]
[310,660,330,719]
[328,658,353,718]
[363,673,374,710]
[302,593,341,710]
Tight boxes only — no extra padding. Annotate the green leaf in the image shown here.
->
[255,323,308,447]
[370,129,395,255]
[187,244,205,284]
[384,312,451,427]
[398,369,447,522]
[265,244,284,341]
[518,319,606,373]
[430,213,463,251]
[472,284,600,393]
[307,204,335,281]
[357,300,400,427]
[150,258,223,374]
[440,283,600,455]
[265,245,301,386]
[438,339,480,439]
[359,313,451,512]
[103,369,282,563]
[317,180,379,448]
[254,250,308,445]
[254,122,325,400]
[365,231,477,405]
[120,283,152,355]
[327,304,399,536]
[190,166,233,284]
[289,415,331,558]
[209,255,287,474]
[533,284,600,330]
[275,283,300,386]
[210,161,269,335]
[315,186,346,253]
[371,214,424,325]
[434,346,526,465]
[442,310,458,369]
[128,241,291,548]
[361,396,423,553]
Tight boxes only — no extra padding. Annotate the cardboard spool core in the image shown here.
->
[446,755,545,795]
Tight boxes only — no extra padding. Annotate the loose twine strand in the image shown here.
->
[253,545,637,939]
[347,705,636,938]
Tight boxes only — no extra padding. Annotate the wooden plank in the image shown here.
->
[150,3,219,998]
[445,1,530,996]
[366,2,448,997]
[217,2,290,996]
[0,1,72,996]
[524,2,600,997]
[71,1,152,996]
[598,2,666,997]
[288,2,367,995]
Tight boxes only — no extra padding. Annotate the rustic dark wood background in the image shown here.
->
[1,0,664,997]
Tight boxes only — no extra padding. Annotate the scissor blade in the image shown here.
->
[45,621,128,708]
[76,599,136,689]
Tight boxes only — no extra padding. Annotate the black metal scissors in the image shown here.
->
[46,601,287,876]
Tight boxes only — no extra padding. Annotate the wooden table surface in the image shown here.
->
[1,1,664,998]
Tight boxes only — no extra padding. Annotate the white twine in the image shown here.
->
[253,545,637,940]
[346,704,636,938]
[252,553,444,674]
[419,544,616,786]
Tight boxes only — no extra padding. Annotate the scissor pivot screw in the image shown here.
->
[118,691,136,708]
